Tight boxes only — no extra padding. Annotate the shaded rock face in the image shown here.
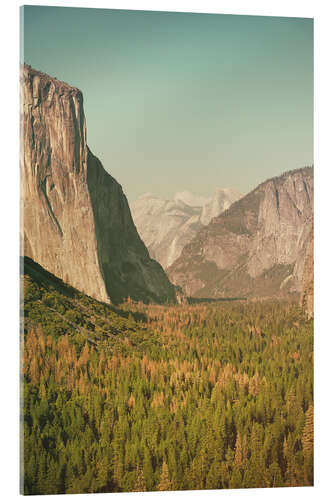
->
[299,220,314,318]
[21,65,176,304]
[86,149,176,303]
[130,189,242,270]
[168,167,313,299]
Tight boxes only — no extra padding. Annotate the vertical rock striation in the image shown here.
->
[21,65,176,304]
[168,167,313,299]
[299,220,314,317]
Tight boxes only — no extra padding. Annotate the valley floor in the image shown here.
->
[22,274,313,494]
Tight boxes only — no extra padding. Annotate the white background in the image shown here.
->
[0,0,332,499]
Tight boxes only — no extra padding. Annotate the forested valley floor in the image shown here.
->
[22,259,313,494]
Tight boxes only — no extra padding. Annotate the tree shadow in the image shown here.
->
[188,296,247,304]
[21,256,148,323]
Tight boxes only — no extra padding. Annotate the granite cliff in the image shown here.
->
[21,65,176,304]
[299,220,314,317]
[168,167,313,299]
[130,188,242,269]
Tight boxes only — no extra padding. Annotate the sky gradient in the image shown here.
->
[22,6,313,201]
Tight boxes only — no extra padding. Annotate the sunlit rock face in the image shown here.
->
[130,189,242,270]
[299,220,314,318]
[168,167,313,299]
[21,65,176,304]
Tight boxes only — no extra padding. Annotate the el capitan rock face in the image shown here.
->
[21,65,176,304]
[168,167,313,299]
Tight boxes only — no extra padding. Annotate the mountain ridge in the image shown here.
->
[167,166,313,299]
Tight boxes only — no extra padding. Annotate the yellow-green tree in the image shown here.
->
[158,461,172,491]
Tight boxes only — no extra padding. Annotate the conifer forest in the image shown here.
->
[22,260,313,494]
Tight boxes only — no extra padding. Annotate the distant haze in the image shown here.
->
[130,187,242,269]
[173,191,209,207]
[22,6,313,201]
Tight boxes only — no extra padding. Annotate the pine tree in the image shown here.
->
[143,446,154,491]
[205,459,222,490]
[242,434,248,465]
[229,467,242,489]
[234,432,243,470]
[96,456,109,492]
[158,461,172,491]
[133,466,146,492]
[302,404,314,485]
[302,405,314,458]
[248,423,267,487]
[283,435,298,487]
[268,461,283,488]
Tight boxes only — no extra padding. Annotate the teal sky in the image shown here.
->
[22,6,313,201]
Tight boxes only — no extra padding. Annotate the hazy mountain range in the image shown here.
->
[130,188,242,269]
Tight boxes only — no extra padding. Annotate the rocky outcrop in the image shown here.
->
[21,65,176,304]
[130,189,242,269]
[168,167,313,299]
[299,220,314,317]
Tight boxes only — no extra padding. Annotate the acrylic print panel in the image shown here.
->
[20,4,313,495]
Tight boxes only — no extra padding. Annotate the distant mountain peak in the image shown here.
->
[174,191,209,207]
[138,192,156,199]
[131,188,242,269]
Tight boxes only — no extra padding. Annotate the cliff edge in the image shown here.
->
[21,65,176,304]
